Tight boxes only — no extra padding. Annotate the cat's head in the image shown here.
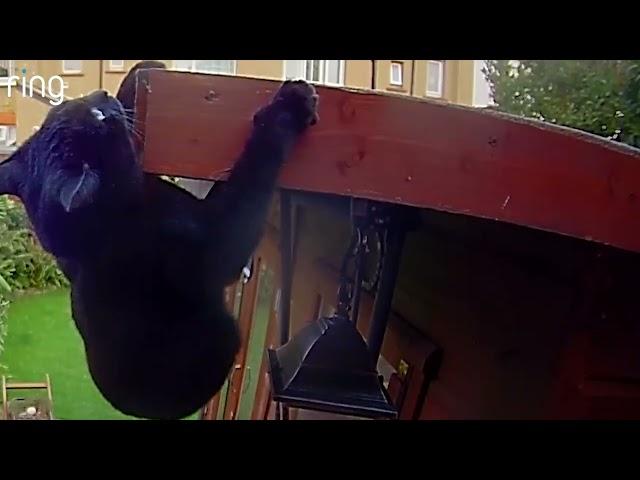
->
[0,89,138,213]
[0,61,167,213]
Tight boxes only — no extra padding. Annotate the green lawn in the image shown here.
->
[1,289,197,420]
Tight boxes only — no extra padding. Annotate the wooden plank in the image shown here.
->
[4,382,49,390]
[200,284,238,420]
[581,380,640,399]
[223,258,261,420]
[2,376,7,419]
[251,292,278,420]
[136,69,640,254]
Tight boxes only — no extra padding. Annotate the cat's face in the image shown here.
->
[0,90,139,212]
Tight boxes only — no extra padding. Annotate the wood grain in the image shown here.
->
[136,69,640,254]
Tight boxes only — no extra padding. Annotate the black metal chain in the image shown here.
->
[335,207,387,320]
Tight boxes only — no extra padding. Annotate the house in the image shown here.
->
[0,60,17,161]
[0,60,486,146]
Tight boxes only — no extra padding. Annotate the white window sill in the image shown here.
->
[0,145,17,155]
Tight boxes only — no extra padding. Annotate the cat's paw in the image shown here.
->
[254,80,319,134]
[273,80,319,128]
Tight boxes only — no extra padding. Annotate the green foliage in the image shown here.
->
[0,293,7,367]
[483,60,640,148]
[0,197,68,291]
[0,196,68,363]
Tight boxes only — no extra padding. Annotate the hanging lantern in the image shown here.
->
[267,202,397,419]
[267,313,397,419]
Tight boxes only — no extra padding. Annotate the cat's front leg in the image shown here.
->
[205,80,318,285]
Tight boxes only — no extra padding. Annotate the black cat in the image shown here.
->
[0,61,318,419]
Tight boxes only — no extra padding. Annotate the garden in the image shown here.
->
[0,196,137,419]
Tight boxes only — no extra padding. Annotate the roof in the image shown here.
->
[136,70,640,255]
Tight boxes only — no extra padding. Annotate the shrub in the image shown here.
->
[0,197,68,292]
[0,196,68,365]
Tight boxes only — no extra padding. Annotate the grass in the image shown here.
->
[1,289,197,420]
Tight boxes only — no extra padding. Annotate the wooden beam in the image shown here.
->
[136,69,640,254]
[4,382,49,389]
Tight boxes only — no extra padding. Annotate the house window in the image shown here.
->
[390,62,403,86]
[109,60,125,71]
[173,60,236,75]
[62,60,83,74]
[0,60,12,78]
[426,60,444,98]
[0,60,14,85]
[284,60,344,86]
[0,125,15,147]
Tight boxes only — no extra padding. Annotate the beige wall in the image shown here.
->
[59,61,101,99]
[14,60,101,99]
[372,60,476,105]
[102,60,141,94]
[0,86,16,113]
[16,93,50,144]
[344,60,371,89]
[455,60,475,106]
[236,60,373,89]
[102,60,172,94]
[440,60,458,102]
[13,60,169,99]
[237,60,283,79]
[11,59,477,101]
[375,60,415,96]
[11,59,478,145]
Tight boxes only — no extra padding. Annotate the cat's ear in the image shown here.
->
[58,166,100,213]
[0,149,26,196]
[116,61,167,113]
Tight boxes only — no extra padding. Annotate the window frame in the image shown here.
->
[283,60,345,86]
[108,60,125,71]
[172,60,237,75]
[426,60,445,98]
[0,60,15,86]
[62,60,83,74]
[390,62,403,86]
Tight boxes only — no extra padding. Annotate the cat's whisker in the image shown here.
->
[119,113,144,126]
[126,125,143,136]
[126,125,145,139]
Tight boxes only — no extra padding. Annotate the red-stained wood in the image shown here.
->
[136,69,640,254]
[200,285,238,420]
[251,299,278,420]
[223,264,260,420]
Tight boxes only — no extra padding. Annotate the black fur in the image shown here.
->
[0,61,318,419]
